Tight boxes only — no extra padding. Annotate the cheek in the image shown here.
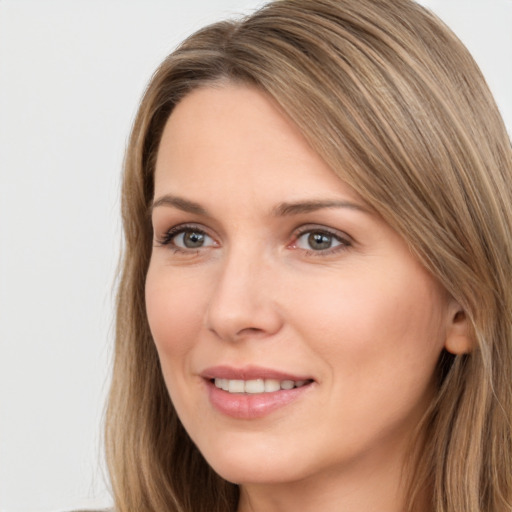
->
[145,267,207,359]
[295,268,447,382]
[294,271,447,450]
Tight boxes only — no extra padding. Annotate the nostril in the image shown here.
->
[205,283,284,342]
[236,327,264,336]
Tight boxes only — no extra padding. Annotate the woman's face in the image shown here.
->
[146,84,457,488]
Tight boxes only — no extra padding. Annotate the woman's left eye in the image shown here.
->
[293,228,351,253]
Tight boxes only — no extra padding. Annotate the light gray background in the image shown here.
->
[0,1,510,511]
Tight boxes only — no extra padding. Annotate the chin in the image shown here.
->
[210,459,306,486]
[197,437,310,485]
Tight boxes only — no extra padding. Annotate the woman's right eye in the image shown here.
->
[157,226,216,251]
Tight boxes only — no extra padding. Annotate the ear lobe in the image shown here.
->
[444,306,473,355]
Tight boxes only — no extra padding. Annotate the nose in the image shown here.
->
[205,246,284,342]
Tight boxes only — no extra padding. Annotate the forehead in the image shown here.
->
[154,84,363,206]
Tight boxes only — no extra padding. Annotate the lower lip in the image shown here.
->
[205,379,313,419]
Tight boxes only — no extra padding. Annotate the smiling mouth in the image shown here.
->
[212,378,313,394]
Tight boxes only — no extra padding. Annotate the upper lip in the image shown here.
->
[200,365,313,382]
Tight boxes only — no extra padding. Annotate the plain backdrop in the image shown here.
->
[0,1,510,511]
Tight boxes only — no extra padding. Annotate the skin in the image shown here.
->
[145,83,467,512]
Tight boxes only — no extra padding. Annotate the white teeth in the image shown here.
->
[264,379,280,392]
[213,378,310,394]
[245,379,265,394]
[228,380,245,393]
[280,380,295,390]
[215,378,230,391]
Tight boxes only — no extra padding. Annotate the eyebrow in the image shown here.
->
[150,195,209,216]
[272,199,370,216]
[150,194,370,217]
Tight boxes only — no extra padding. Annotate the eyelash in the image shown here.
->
[156,224,214,253]
[291,225,352,257]
[155,223,353,256]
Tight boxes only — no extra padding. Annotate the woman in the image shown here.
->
[105,0,512,510]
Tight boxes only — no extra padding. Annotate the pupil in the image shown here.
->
[308,232,331,250]
[184,231,204,248]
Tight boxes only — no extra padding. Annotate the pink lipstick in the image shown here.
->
[200,365,315,419]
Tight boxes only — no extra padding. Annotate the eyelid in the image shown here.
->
[289,224,353,255]
[155,223,218,249]
[154,222,353,256]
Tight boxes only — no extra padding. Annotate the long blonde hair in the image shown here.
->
[105,0,512,510]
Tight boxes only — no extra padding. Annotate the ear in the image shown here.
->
[444,302,473,355]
